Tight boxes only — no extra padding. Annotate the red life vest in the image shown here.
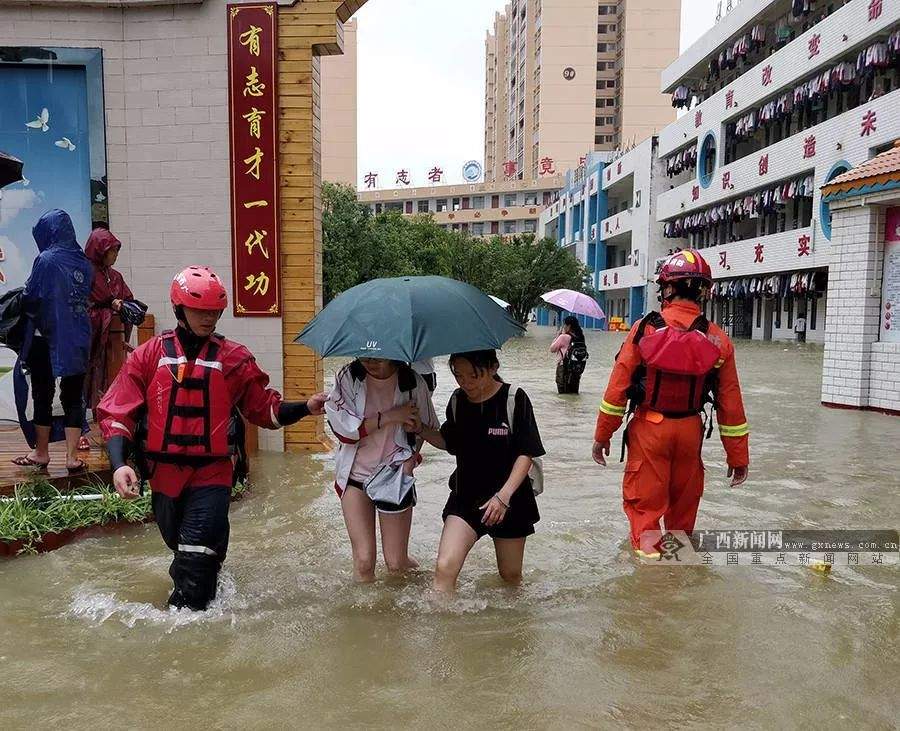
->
[632,312,721,416]
[145,331,232,457]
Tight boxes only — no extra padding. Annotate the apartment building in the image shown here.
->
[321,19,358,186]
[358,176,563,237]
[483,0,680,183]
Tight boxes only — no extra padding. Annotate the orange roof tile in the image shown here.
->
[822,140,900,197]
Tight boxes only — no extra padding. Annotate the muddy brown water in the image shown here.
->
[1,329,898,728]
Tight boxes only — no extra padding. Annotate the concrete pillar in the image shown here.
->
[821,202,885,408]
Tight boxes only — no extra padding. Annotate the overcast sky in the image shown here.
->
[354,0,720,188]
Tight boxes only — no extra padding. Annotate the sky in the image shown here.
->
[354,0,720,188]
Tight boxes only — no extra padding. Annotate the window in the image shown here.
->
[605,99,615,107]
[436,199,448,212]
[504,193,518,207]
[452,197,461,211]
[524,192,538,205]
[417,200,429,213]
[609,23,616,32]
[386,202,403,212]
[473,222,485,236]
[503,221,516,234]
[821,161,851,240]
[598,24,608,33]
[698,132,717,189]
[606,79,616,88]
[473,196,485,209]
[524,219,537,233]
[598,43,609,52]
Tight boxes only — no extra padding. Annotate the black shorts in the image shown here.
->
[345,479,417,514]
[442,490,536,540]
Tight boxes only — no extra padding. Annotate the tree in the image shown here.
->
[486,235,590,324]
[322,184,592,325]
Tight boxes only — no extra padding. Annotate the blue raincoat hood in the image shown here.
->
[32,209,79,253]
[22,209,93,378]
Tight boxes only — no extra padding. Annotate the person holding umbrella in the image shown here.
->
[297,276,526,585]
[550,315,589,394]
[326,358,438,581]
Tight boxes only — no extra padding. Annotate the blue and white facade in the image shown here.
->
[657,0,900,342]
[543,0,900,343]
[539,137,668,329]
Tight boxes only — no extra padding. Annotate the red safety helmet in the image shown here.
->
[170,266,228,311]
[657,249,713,286]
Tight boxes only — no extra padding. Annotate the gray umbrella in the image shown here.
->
[296,276,525,361]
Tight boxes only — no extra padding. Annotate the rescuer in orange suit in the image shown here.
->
[592,250,749,557]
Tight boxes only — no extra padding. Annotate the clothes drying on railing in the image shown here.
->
[857,41,891,77]
[663,174,815,239]
[791,0,811,19]
[671,84,693,109]
[665,143,698,178]
[750,24,767,49]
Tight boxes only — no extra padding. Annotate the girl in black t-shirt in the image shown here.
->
[419,350,545,593]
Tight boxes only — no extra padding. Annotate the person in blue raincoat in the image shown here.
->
[11,210,93,472]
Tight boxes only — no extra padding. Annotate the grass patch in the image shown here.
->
[1,476,248,554]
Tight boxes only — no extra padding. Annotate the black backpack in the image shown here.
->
[564,338,589,375]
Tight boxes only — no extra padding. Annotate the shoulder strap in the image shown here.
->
[688,314,710,333]
[506,385,518,434]
[633,312,666,345]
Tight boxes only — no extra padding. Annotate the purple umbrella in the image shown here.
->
[541,289,606,320]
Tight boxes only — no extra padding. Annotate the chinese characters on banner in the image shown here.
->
[227,4,280,316]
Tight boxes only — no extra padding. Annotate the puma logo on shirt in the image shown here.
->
[488,423,510,437]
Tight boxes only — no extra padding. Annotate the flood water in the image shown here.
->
[1,329,898,728]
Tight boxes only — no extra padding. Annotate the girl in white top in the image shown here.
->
[326,358,438,582]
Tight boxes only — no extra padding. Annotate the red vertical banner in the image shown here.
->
[227,3,280,316]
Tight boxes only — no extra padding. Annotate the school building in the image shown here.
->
[357,177,563,238]
[541,0,900,345]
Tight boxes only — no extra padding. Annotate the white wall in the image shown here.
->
[0,0,285,450]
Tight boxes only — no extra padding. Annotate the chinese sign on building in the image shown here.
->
[227,3,280,316]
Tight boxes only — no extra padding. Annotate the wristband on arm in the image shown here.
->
[277,400,311,427]
[107,435,131,472]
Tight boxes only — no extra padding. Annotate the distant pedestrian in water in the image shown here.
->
[419,350,544,593]
[794,311,807,343]
[550,316,589,394]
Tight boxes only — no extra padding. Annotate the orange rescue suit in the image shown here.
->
[594,300,749,549]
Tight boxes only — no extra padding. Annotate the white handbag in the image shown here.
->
[363,462,416,506]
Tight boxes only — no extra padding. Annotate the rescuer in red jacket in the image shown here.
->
[592,250,749,557]
[97,266,327,610]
